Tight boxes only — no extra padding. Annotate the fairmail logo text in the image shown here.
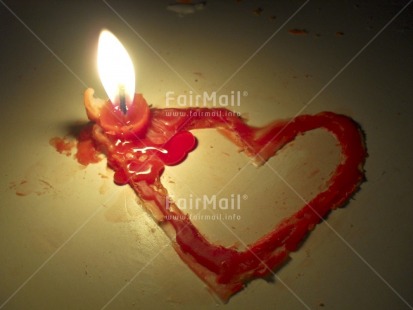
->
[165,90,247,107]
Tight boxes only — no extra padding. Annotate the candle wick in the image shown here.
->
[118,85,127,114]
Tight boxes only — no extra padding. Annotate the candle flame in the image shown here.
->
[97,30,135,107]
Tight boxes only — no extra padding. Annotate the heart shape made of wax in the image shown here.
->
[80,96,367,302]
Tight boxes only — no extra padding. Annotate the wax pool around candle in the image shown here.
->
[81,88,197,184]
[84,88,150,137]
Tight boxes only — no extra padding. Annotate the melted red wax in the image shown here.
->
[75,124,101,166]
[49,137,75,156]
[76,107,367,301]
[111,131,197,185]
[78,124,196,184]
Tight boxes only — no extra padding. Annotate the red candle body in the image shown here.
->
[100,93,150,137]
[84,88,150,137]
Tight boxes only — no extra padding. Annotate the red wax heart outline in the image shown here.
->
[77,92,367,301]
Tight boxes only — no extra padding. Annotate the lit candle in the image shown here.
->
[84,30,150,137]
